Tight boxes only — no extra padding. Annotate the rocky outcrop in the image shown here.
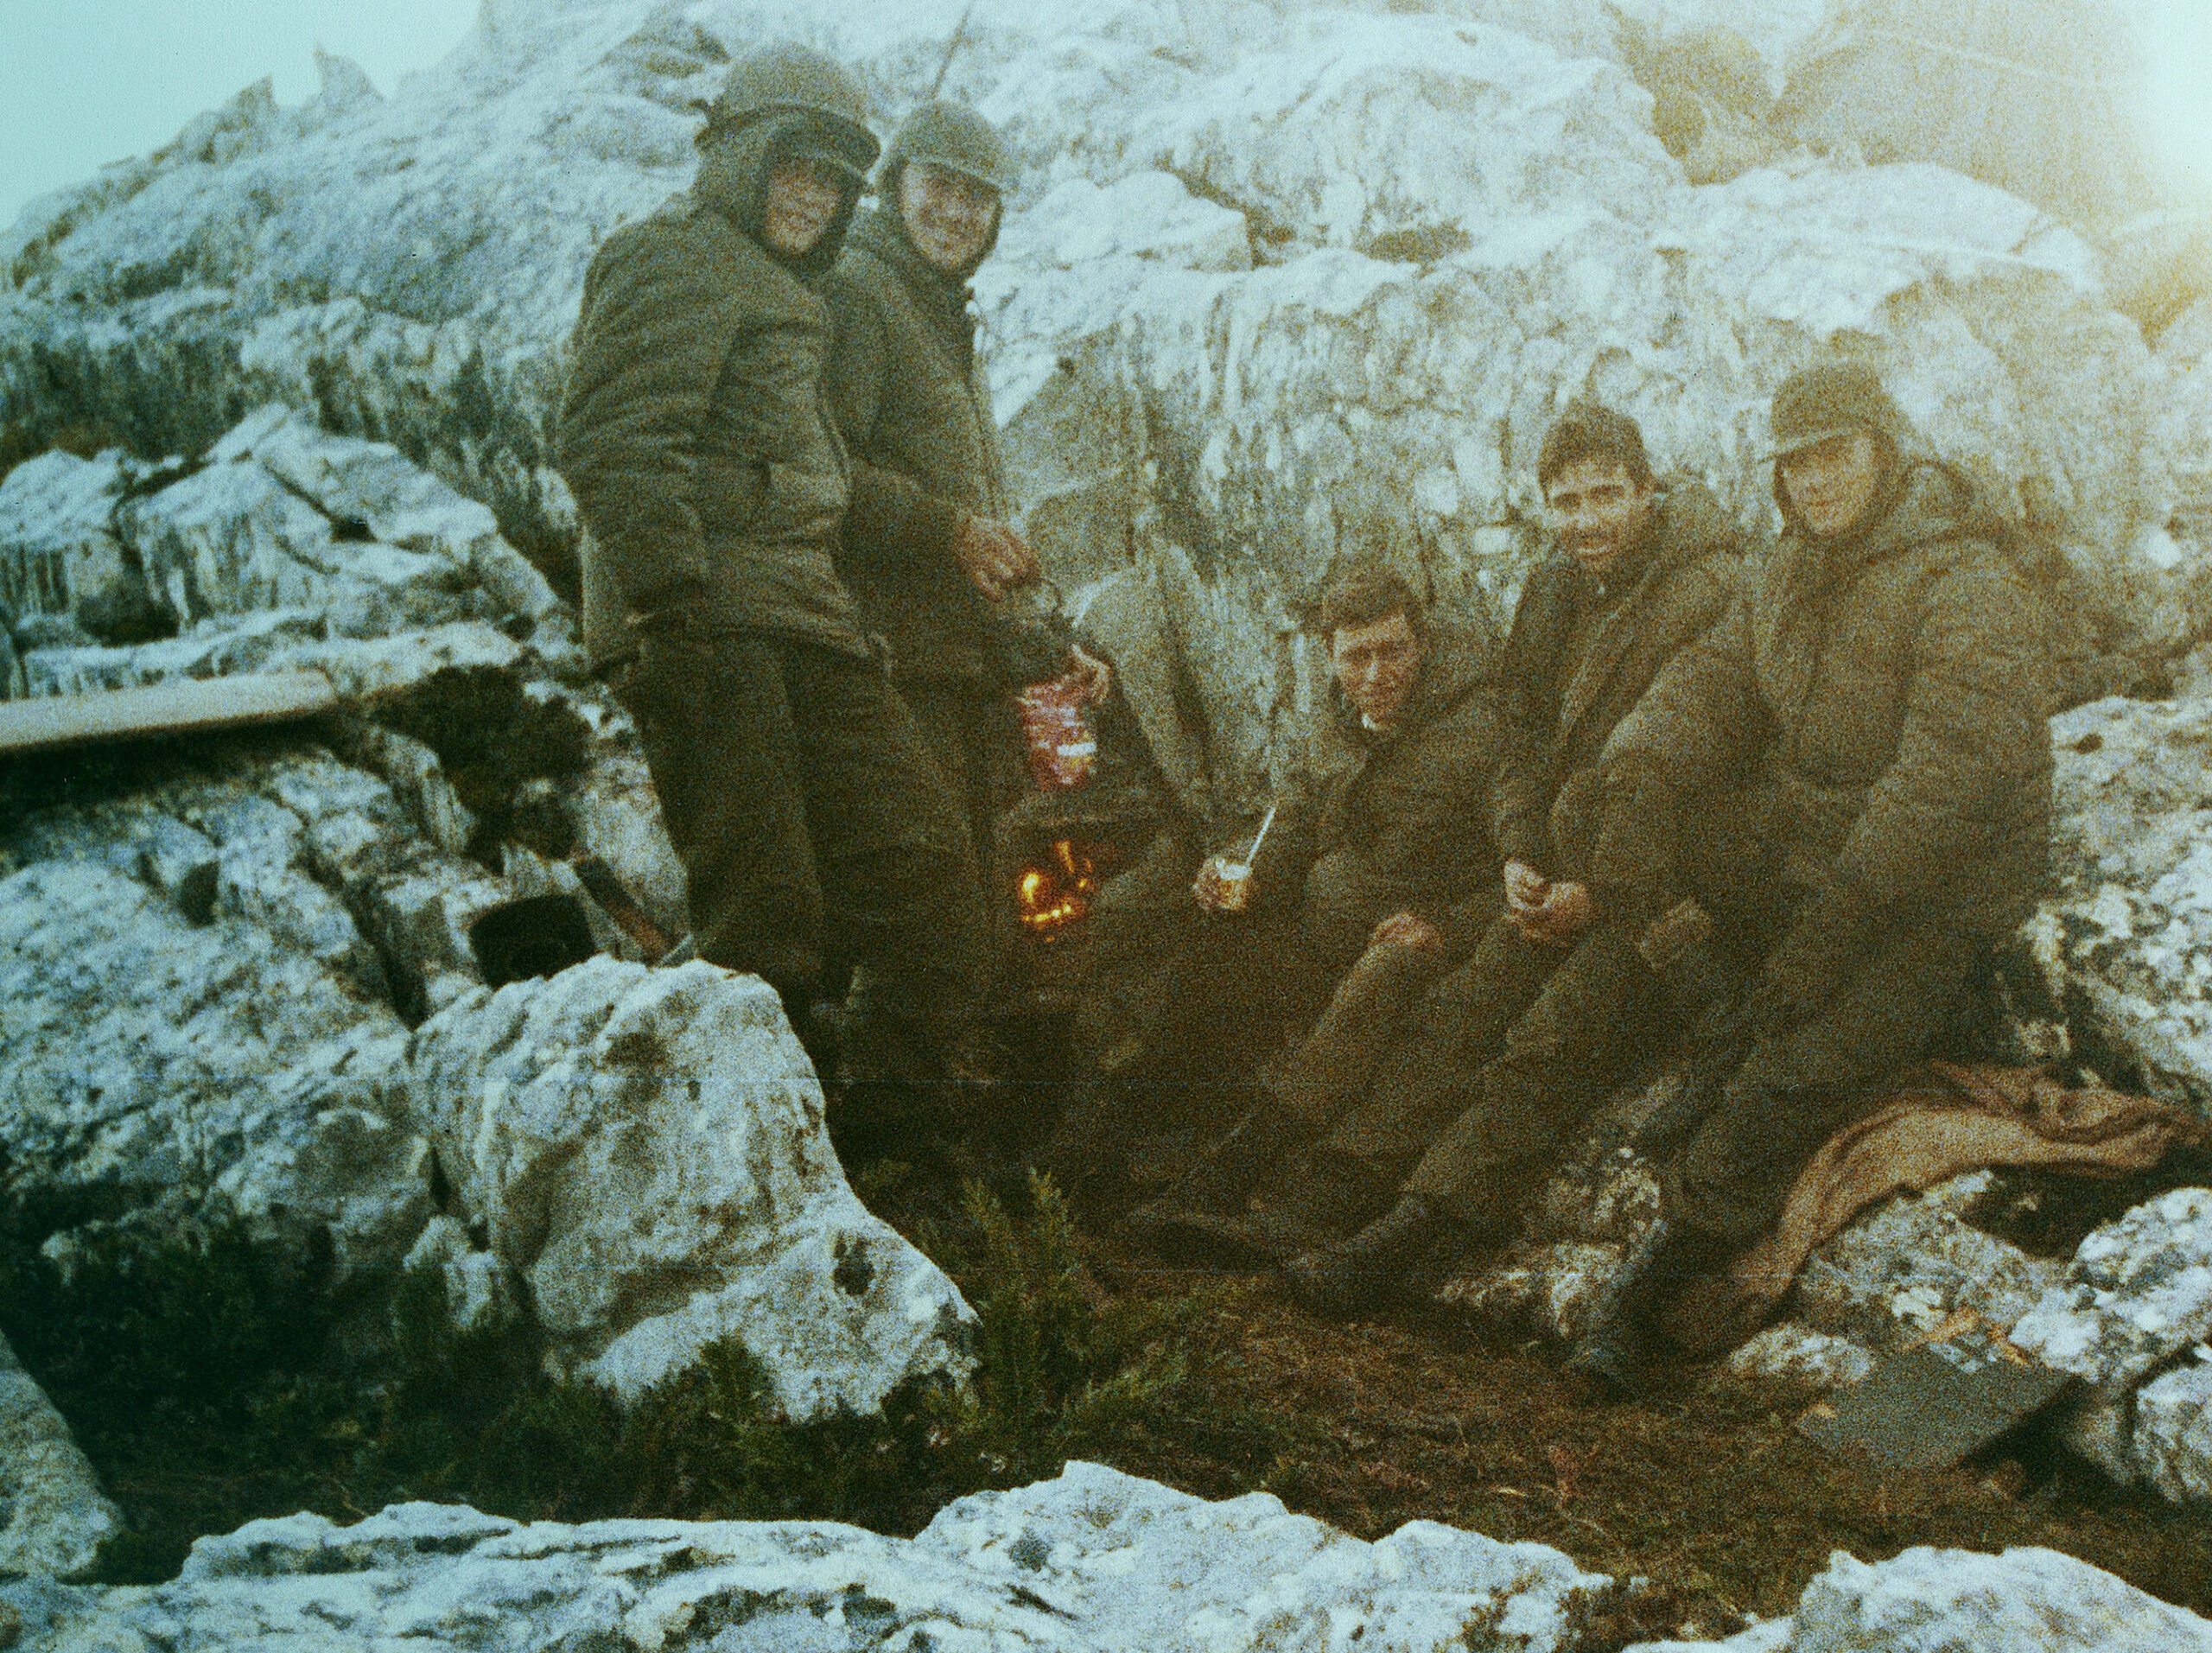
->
[2,2,2202,792]
[9,1463,2209,1651]
[2031,692,2212,1104]
[0,399,970,1422]
[0,1331,118,1581]
[410,957,972,1409]
[2011,1187,2212,1491]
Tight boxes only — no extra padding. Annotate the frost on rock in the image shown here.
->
[2029,694,2212,1104]
[2010,1187,2212,1482]
[3,1462,1613,1653]
[407,957,973,1414]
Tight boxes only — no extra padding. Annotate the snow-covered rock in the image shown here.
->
[2011,1186,2212,1483]
[1783,1543,2212,1653]
[0,1331,118,1581]
[408,957,972,1413]
[1,1461,1613,1651]
[12,1464,2212,1651]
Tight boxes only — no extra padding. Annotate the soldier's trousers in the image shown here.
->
[902,676,1019,981]
[1271,912,1659,1226]
[612,629,982,1029]
[1664,926,1980,1244]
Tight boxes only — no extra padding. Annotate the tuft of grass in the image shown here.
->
[925,1172,1215,1467]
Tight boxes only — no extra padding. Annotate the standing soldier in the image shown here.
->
[824,100,1110,988]
[557,43,982,1106]
[1569,361,2053,1395]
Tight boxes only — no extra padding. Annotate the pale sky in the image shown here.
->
[0,1,2208,232]
[0,0,480,228]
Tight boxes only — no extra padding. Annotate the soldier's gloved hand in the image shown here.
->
[1513,879,1592,946]
[954,515,1039,601]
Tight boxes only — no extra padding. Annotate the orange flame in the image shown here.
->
[1015,838,1105,935]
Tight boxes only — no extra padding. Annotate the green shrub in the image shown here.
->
[0,1173,1242,1580]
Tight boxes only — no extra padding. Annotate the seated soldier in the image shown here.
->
[1139,405,1743,1291]
[1566,360,2053,1396]
[1114,563,1504,1229]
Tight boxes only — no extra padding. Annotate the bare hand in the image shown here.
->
[953,515,1039,601]
[1512,879,1594,946]
[1503,859,1548,916]
[1192,853,1244,912]
[1370,912,1442,951]
[1066,643,1113,706]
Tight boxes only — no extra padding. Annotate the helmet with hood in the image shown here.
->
[876,100,1014,271]
[695,43,880,276]
[1765,359,1920,531]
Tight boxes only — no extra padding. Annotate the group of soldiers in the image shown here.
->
[557,42,2056,1399]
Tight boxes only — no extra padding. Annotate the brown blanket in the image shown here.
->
[1726,1062,2210,1323]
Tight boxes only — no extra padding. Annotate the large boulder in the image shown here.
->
[408,957,974,1412]
[2011,1187,2212,1487]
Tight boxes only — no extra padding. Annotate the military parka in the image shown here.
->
[824,206,1009,681]
[1492,479,1741,881]
[1246,619,1503,958]
[560,118,940,671]
[1599,461,2053,957]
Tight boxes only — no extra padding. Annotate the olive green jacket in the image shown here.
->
[1599,461,2053,959]
[1492,479,1742,881]
[1247,618,1503,964]
[824,207,1007,682]
[560,121,939,671]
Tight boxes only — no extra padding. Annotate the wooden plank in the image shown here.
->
[0,671,340,758]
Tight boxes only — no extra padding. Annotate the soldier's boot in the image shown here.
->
[1124,1092,1311,1241]
[1564,1220,1736,1401]
[1281,1193,1474,1319]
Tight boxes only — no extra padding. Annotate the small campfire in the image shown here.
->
[1014,837,1109,938]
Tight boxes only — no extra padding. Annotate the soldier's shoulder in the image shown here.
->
[1653,475,1750,563]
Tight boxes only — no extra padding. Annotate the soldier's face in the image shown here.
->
[1330,611,1425,728]
[899,162,999,273]
[761,156,845,258]
[1545,458,1656,578]
[1781,429,1885,538]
